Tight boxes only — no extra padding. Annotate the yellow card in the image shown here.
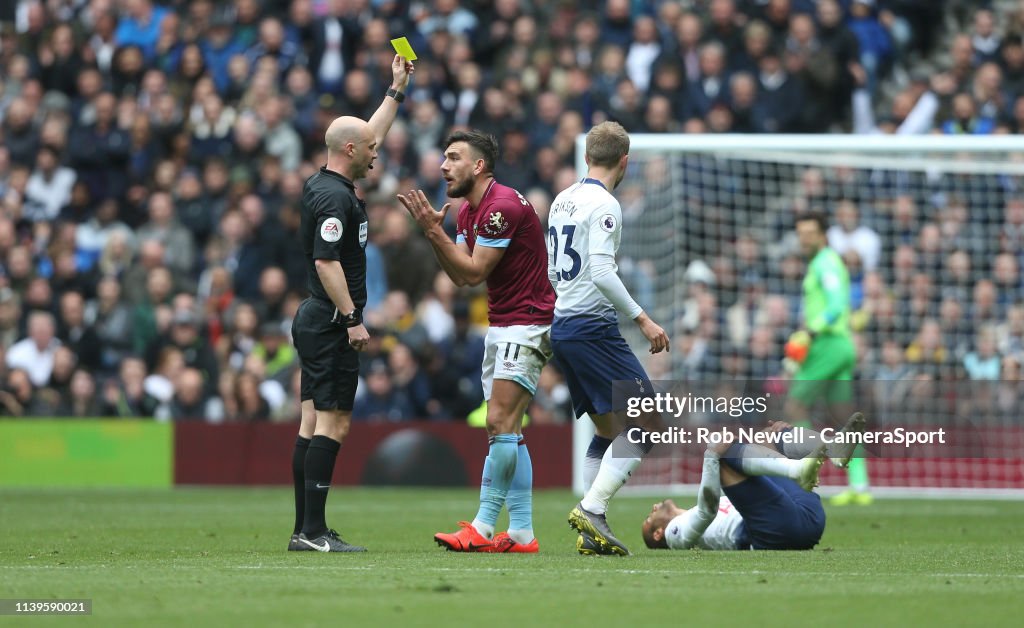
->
[390,37,417,61]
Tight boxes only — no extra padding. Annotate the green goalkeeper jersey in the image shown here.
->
[802,247,851,338]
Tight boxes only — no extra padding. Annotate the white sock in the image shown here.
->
[582,456,602,493]
[739,455,802,480]
[507,529,534,544]
[580,445,642,515]
[471,519,494,539]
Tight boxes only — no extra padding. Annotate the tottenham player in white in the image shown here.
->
[639,422,828,552]
[547,121,670,556]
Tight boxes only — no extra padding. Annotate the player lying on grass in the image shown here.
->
[632,416,863,552]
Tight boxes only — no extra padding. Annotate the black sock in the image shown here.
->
[301,435,341,538]
[292,436,311,535]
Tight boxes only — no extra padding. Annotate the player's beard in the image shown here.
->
[446,173,473,199]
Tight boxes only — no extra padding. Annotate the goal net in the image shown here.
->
[571,134,1024,499]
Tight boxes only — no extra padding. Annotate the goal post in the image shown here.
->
[571,133,1024,499]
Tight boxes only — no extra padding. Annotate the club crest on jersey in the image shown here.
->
[600,214,617,233]
[320,217,343,242]
[483,211,509,235]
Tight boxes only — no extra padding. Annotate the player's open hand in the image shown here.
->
[636,312,670,354]
[397,190,449,232]
[391,55,415,91]
[348,324,370,351]
[767,420,793,433]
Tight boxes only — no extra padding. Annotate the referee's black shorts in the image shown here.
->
[292,297,359,411]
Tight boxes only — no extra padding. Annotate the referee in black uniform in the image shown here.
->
[289,55,414,553]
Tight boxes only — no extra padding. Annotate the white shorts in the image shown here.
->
[481,324,552,399]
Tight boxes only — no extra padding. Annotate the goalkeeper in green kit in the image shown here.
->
[783,211,871,506]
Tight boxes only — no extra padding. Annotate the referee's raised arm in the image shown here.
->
[367,55,416,147]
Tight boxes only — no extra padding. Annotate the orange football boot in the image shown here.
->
[434,521,493,552]
[490,532,539,553]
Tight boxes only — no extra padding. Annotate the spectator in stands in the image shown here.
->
[68,91,131,200]
[218,210,267,301]
[964,326,1001,380]
[23,145,75,222]
[254,266,289,327]
[389,342,436,419]
[756,49,804,133]
[57,291,102,371]
[529,365,572,424]
[131,264,173,353]
[1000,35,1024,99]
[971,279,1001,327]
[0,368,42,417]
[376,210,438,305]
[230,370,270,421]
[6,310,61,387]
[727,72,765,133]
[685,42,730,121]
[251,323,295,382]
[150,308,218,391]
[105,355,160,417]
[847,0,893,96]
[997,304,1024,356]
[353,359,414,422]
[906,319,948,367]
[943,92,996,134]
[625,15,661,94]
[159,366,223,422]
[1,98,40,167]
[136,191,196,275]
[0,287,22,348]
[972,8,1001,64]
[44,346,77,402]
[817,0,861,112]
[57,369,102,417]
[144,347,184,409]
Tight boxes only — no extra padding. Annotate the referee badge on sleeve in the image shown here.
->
[321,217,343,242]
[359,221,368,247]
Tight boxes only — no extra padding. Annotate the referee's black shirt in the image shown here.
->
[300,166,369,308]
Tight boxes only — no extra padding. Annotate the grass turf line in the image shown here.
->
[1,488,1022,627]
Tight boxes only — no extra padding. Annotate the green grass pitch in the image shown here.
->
[2,488,1023,627]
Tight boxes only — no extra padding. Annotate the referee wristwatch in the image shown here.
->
[386,87,405,103]
[341,308,362,328]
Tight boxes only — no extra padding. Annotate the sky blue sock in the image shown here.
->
[506,437,533,542]
[474,433,519,530]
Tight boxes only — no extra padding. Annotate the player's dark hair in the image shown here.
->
[796,210,829,234]
[444,130,498,173]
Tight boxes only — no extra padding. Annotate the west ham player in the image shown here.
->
[398,130,555,553]
[638,421,828,552]
[547,121,669,555]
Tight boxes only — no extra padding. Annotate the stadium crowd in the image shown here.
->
[0,0,1022,423]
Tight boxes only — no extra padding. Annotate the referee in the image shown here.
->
[290,55,414,553]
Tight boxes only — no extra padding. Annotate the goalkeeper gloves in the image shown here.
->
[784,330,812,364]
